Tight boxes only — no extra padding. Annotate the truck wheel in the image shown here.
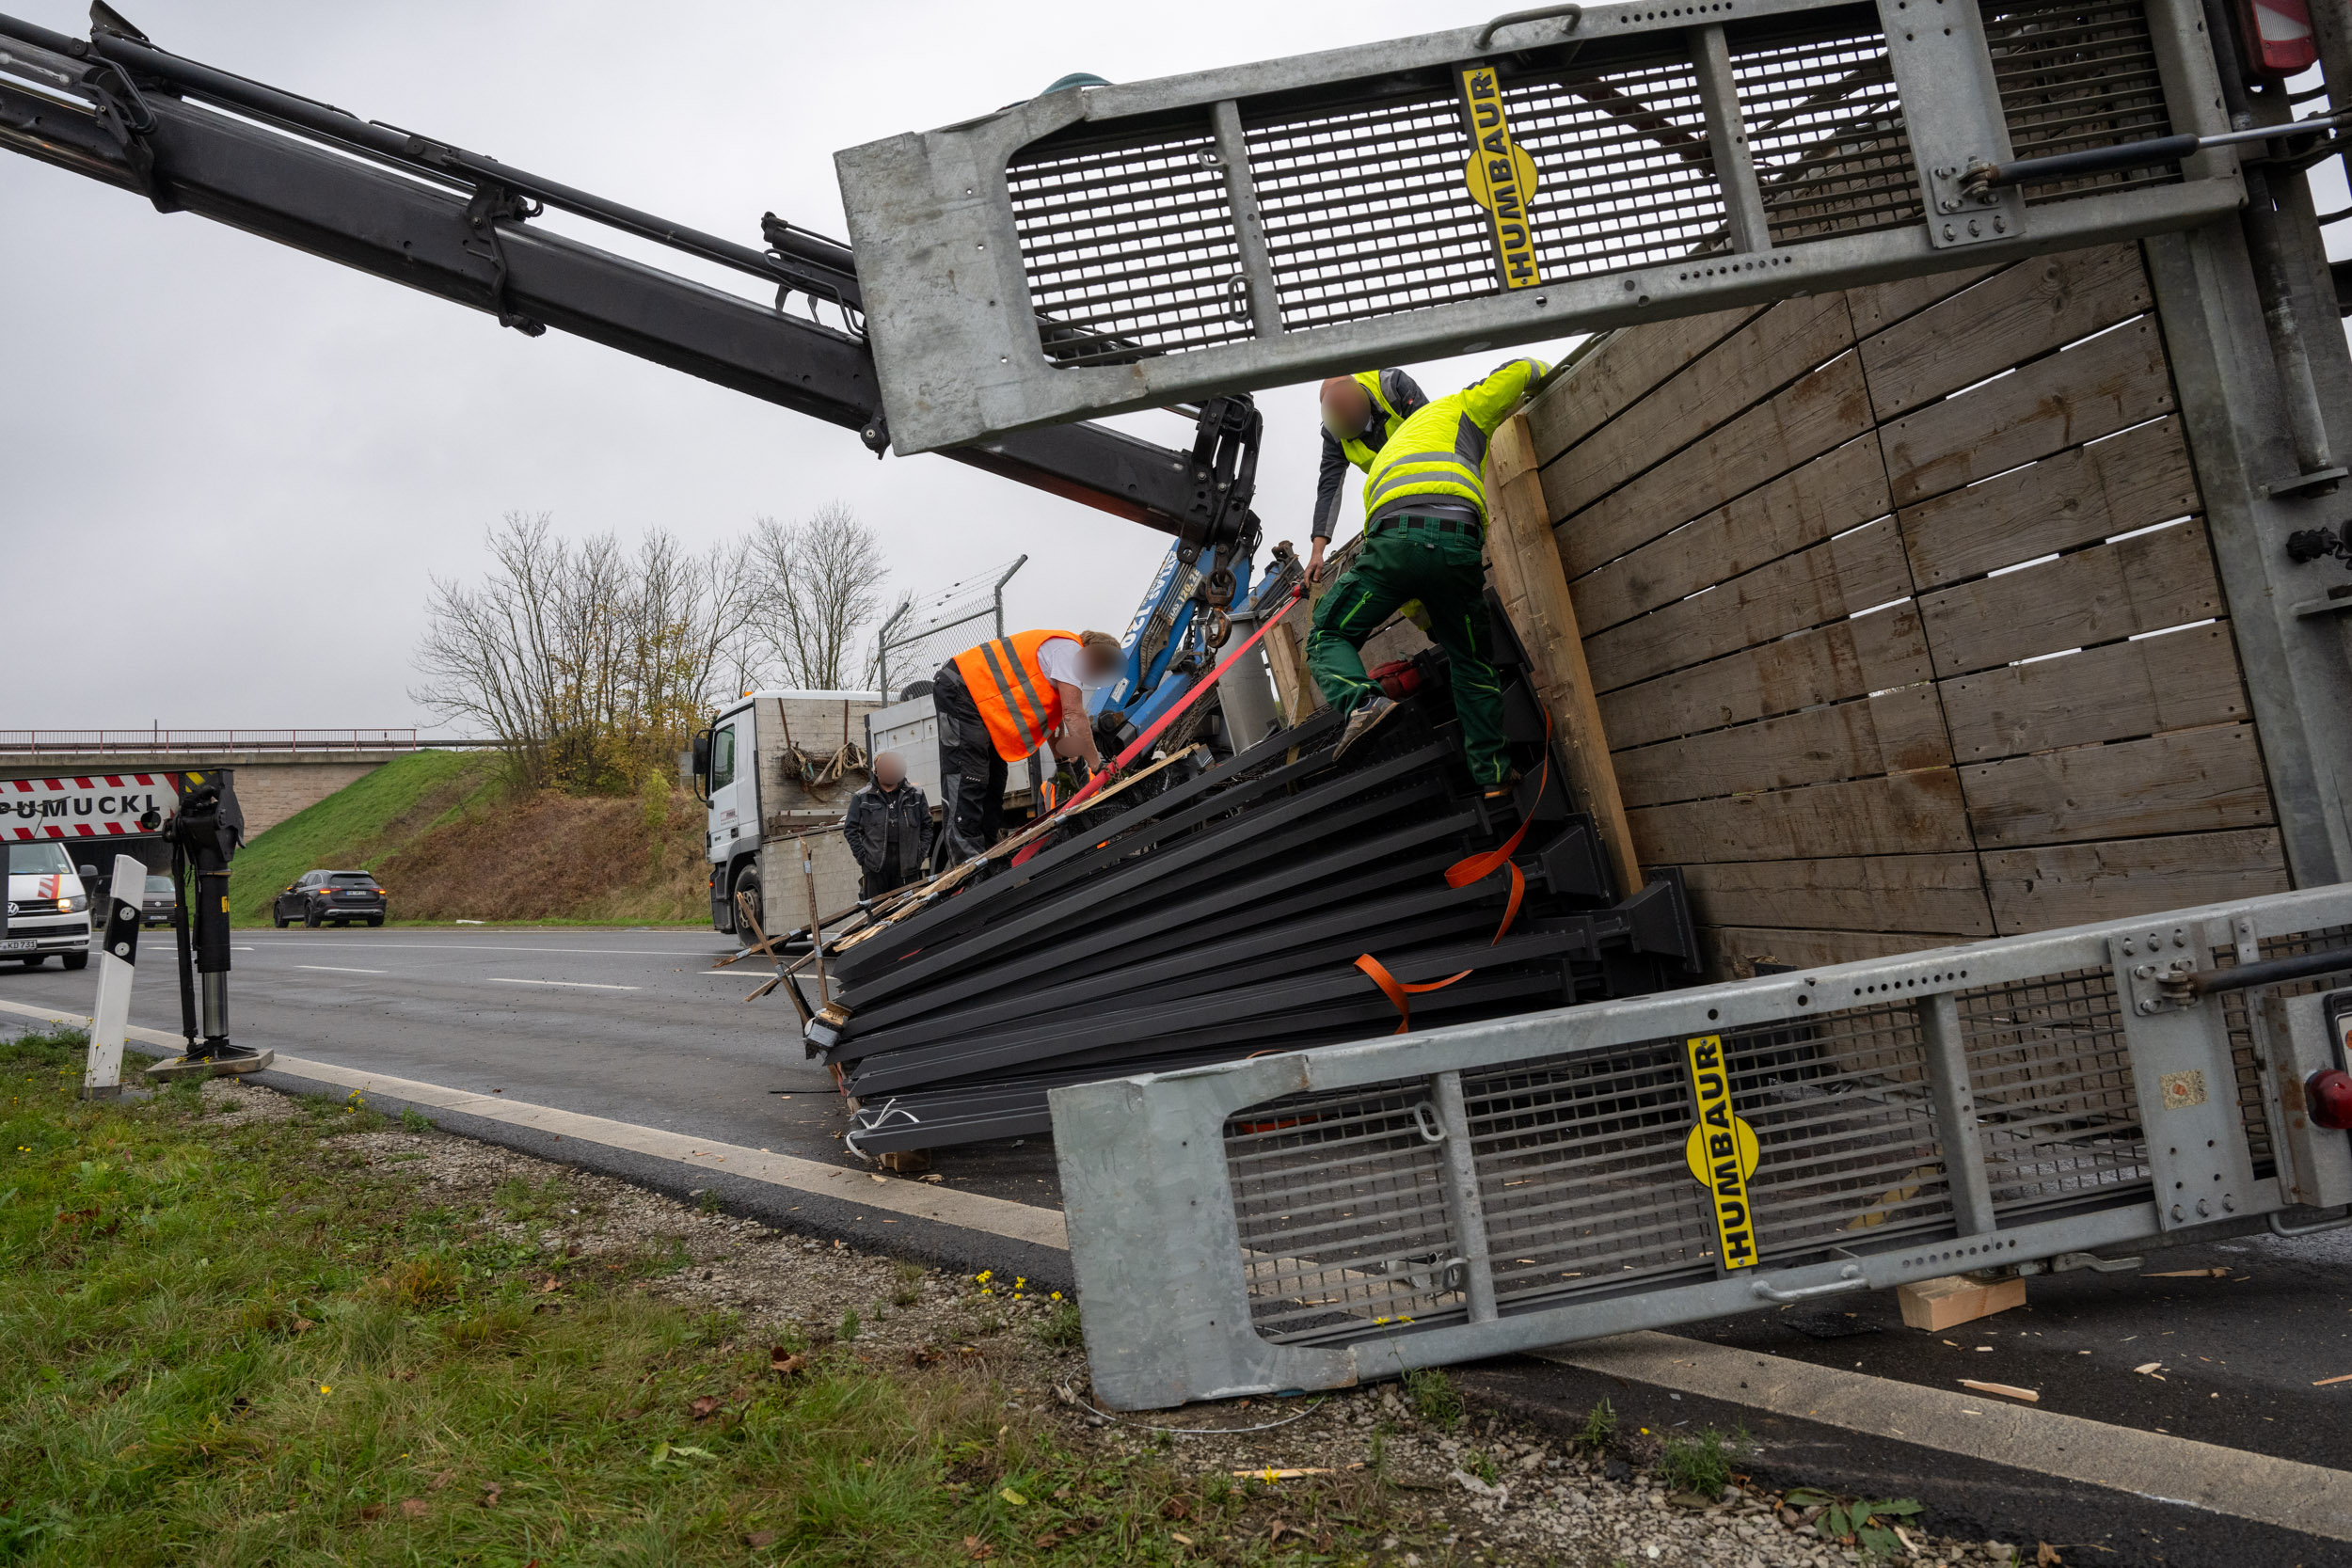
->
[733,869,762,929]
[61,953,87,972]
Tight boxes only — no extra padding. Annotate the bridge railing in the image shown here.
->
[0,729,457,754]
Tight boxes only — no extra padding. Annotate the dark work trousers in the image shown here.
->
[1305,515,1511,786]
[931,665,1007,871]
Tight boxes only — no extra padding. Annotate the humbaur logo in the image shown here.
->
[1682,1035,1760,1269]
[1457,65,1540,289]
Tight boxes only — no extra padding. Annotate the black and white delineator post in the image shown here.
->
[82,852,145,1101]
[145,772,272,1081]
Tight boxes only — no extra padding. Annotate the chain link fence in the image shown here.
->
[872,556,1026,700]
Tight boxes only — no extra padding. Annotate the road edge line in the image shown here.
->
[0,999,1066,1253]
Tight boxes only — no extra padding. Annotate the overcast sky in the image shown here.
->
[1,0,1579,733]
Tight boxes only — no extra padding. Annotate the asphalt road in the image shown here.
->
[4,927,2345,1480]
[0,925,1066,1205]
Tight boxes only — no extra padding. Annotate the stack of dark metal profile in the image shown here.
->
[804,631,1699,1155]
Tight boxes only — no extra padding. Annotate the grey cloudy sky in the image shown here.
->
[2,0,1582,733]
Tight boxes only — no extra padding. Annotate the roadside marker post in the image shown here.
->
[84,851,145,1100]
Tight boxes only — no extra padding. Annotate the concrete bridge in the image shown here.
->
[0,731,485,836]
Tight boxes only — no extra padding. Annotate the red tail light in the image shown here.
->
[2308,1069,2352,1132]
[2238,0,2318,77]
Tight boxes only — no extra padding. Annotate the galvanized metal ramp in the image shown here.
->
[839,0,2241,451]
[1049,884,2352,1410]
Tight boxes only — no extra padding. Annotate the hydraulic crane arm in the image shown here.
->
[0,8,1248,546]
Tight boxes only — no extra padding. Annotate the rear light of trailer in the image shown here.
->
[2309,1069,2352,1132]
[2238,0,2318,77]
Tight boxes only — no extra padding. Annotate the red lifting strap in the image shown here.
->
[1009,585,1307,867]
[1355,712,1552,1033]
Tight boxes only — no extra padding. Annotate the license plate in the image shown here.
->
[0,938,37,954]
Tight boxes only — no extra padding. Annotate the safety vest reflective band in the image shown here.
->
[953,628,1076,762]
[1337,369,1410,471]
[1359,358,1549,528]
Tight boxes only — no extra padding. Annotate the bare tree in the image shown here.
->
[748,501,890,690]
[412,512,758,792]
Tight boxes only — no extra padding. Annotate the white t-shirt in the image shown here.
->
[1035,635,1089,689]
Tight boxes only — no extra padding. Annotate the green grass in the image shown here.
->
[226,750,497,926]
[1658,1425,1742,1498]
[1402,1367,1463,1432]
[0,1027,1391,1566]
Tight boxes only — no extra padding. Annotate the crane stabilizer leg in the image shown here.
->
[144,774,272,1082]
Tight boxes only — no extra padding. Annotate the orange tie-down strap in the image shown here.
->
[1355,715,1550,1033]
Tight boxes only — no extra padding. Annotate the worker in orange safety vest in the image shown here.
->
[930,627,1123,868]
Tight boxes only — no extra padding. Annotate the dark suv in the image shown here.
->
[273,870,388,928]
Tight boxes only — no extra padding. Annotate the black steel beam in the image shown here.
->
[832,830,1474,1038]
[0,24,1221,536]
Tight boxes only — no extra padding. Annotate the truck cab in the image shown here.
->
[695,687,1058,939]
[4,841,92,970]
[695,689,884,937]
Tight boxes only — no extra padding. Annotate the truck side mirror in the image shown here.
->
[77,864,99,879]
[690,729,713,804]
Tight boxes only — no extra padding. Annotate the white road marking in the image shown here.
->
[295,965,388,974]
[485,977,640,990]
[246,941,710,957]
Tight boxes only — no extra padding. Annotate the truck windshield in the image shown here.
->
[7,843,75,878]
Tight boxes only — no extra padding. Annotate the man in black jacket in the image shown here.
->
[844,752,931,901]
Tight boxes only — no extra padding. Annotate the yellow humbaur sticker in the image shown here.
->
[1457,65,1541,289]
[1682,1035,1760,1269]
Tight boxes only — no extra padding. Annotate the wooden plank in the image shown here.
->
[1844,262,2005,336]
[1882,318,2175,506]
[1899,416,2201,590]
[1552,351,1874,574]
[1569,433,1891,634]
[1859,244,2153,418]
[1613,687,1952,807]
[1682,852,1995,935]
[1700,924,1957,980]
[1938,624,2249,762]
[1543,293,1858,520]
[1526,306,1763,464]
[1629,767,1974,863]
[1962,723,2275,848]
[1899,1275,2027,1331]
[1263,597,1323,723]
[1920,517,2224,675]
[1583,518,1913,692]
[1599,603,1932,750]
[1979,829,2290,934]
[1486,413,1642,894]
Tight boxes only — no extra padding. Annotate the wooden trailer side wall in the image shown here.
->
[1523,242,2289,978]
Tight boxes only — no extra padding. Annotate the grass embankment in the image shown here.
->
[226,751,497,924]
[0,1028,1336,1565]
[229,753,707,927]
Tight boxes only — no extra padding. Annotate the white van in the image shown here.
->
[4,841,92,969]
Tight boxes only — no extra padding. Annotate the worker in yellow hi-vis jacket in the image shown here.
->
[1306,356,1549,794]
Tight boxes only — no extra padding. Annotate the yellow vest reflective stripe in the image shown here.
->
[1337,369,1408,471]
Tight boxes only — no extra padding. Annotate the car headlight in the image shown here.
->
[59,895,87,913]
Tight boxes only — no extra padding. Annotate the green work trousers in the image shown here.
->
[1306,517,1511,786]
